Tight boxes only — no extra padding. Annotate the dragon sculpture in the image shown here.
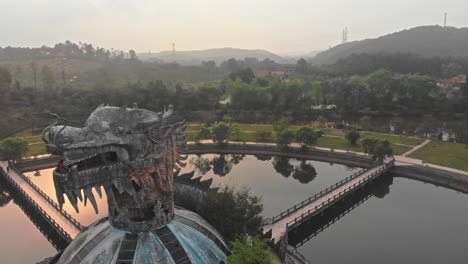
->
[42,104,187,232]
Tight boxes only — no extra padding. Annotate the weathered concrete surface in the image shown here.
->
[392,165,468,194]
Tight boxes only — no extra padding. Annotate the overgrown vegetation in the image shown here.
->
[0,137,28,162]
[196,186,263,242]
[227,235,275,264]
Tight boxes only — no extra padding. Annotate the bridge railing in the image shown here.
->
[285,159,394,231]
[8,163,84,231]
[0,167,72,243]
[263,167,370,225]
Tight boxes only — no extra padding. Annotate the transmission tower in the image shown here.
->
[342,27,348,44]
[444,13,447,27]
[172,43,176,62]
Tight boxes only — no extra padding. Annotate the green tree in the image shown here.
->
[196,126,211,142]
[0,66,12,103]
[371,140,393,163]
[295,127,319,148]
[199,186,263,241]
[296,58,309,74]
[272,117,289,133]
[359,116,372,131]
[227,235,272,264]
[361,138,378,154]
[231,122,242,141]
[254,129,273,142]
[41,65,56,92]
[212,122,231,143]
[129,49,137,60]
[0,137,28,162]
[276,129,295,148]
[346,130,361,145]
[229,68,255,83]
[0,66,12,92]
[347,76,368,110]
[29,61,38,89]
[311,80,323,105]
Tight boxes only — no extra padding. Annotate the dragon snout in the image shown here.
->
[46,126,86,151]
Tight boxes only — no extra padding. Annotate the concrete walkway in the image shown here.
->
[401,139,431,157]
[262,161,391,242]
[394,139,468,177]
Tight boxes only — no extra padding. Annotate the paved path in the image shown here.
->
[401,139,431,157]
[0,161,81,238]
[262,161,390,242]
[394,139,468,177]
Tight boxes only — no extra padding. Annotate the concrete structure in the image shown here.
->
[41,105,228,264]
[262,159,395,242]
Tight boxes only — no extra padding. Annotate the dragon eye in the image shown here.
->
[113,127,124,135]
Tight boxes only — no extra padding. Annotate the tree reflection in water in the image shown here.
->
[189,154,245,177]
[190,155,212,175]
[254,155,272,161]
[292,160,317,184]
[273,157,317,184]
[273,157,294,178]
[190,155,317,183]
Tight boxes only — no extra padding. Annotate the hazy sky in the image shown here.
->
[1,0,467,54]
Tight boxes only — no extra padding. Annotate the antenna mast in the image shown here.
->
[444,13,447,27]
[172,43,176,62]
[342,27,348,44]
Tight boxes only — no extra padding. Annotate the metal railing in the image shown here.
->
[263,167,369,225]
[286,245,311,264]
[8,163,84,231]
[285,159,394,231]
[0,167,72,244]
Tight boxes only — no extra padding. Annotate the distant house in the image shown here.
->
[255,70,286,79]
[448,74,466,84]
[439,74,466,89]
[55,51,67,60]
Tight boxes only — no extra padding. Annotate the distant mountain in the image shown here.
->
[312,26,468,65]
[138,48,284,65]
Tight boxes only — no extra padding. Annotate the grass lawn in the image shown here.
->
[25,143,47,157]
[315,137,362,152]
[18,123,417,158]
[361,132,423,146]
[20,135,43,144]
[408,141,468,171]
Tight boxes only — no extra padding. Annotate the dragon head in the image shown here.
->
[42,104,187,232]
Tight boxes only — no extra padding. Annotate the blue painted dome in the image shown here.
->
[57,208,228,264]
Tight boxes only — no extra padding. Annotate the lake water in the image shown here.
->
[1,154,467,263]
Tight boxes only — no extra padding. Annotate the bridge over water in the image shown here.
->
[262,159,395,243]
[0,161,84,240]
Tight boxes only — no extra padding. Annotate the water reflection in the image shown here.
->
[190,154,245,177]
[288,175,394,247]
[272,157,294,178]
[0,182,12,207]
[192,155,320,184]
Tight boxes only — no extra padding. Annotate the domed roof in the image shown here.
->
[57,208,228,264]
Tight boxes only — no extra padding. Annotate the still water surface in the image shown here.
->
[0,154,467,263]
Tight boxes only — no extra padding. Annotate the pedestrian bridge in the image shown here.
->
[0,161,84,241]
[262,158,395,242]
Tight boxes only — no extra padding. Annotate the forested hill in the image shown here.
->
[139,48,284,65]
[312,26,468,65]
